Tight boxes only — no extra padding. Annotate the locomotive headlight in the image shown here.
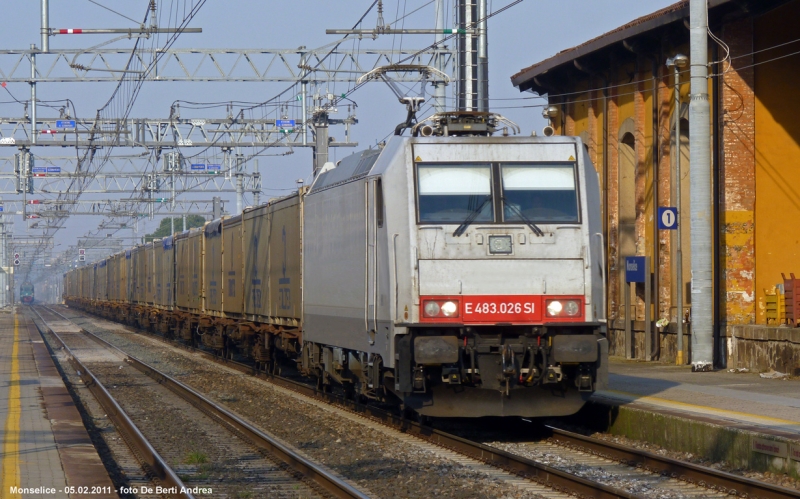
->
[488,235,513,255]
[564,300,580,316]
[546,300,563,316]
[423,301,441,317]
[440,301,458,317]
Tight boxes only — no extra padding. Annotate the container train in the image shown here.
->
[20,282,34,305]
[65,114,608,418]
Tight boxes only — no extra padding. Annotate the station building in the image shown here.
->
[511,0,800,369]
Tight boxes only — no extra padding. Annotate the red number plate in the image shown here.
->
[462,295,543,323]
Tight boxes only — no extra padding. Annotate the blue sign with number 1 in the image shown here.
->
[657,207,678,230]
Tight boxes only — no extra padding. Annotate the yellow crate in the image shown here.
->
[764,286,786,324]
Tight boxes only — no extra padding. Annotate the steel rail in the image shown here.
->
[28,306,193,499]
[45,306,370,499]
[545,426,800,499]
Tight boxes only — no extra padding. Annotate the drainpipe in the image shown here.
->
[711,42,723,367]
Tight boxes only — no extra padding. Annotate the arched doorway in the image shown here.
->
[618,130,636,319]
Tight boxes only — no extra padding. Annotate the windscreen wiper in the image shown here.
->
[453,196,492,237]
[502,197,544,237]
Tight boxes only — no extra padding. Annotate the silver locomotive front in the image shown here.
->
[303,134,607,418]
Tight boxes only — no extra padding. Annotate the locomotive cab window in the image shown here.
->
[501,163,579,223]
[416,161,580,225]
[417,163,493,223]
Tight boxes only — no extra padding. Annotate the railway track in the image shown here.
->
[57,305,800,499]
[31,305,370,499]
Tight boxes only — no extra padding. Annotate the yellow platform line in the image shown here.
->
[1,315,21,498]
[598,389,800,427]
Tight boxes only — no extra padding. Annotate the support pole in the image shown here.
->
[668,56,687,365]
[434,0,446,113]
[689,0,713,371]
[235,172,243,215]
[235,153,244,214]
[170,167,175,234]
[30,45,37,145]
[645,256,652,360]
[301,52,308,146]
[41,0,49,52]
[463,1,474,110]
[477,0,488,111]
[0,200,5,308]
[625,279,632,359]
[313,113,329,177]
[253,159,261,206]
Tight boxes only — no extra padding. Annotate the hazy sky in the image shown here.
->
[0,0,676,277]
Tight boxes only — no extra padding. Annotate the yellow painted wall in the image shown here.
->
[754,0,800,323]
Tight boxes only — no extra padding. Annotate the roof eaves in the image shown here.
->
[514,0,757,90]
[512,2,688,89]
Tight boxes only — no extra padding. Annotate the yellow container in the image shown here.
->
[764,286,786,324]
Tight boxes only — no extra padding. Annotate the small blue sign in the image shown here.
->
[625,256,647,283]
[46,166,61,174]
[190,163,206,170]
[276,119,295,129]
[31,166,46,173]
[657,207,678,230]
[56,120,76,129]
[0,206,4,212]
[207,164,221,171]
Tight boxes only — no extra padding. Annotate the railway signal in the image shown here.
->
[14,252,19,266]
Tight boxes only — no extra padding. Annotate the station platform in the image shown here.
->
[0,310,116,498]
[589,357,800,475]
[601,358,800,434]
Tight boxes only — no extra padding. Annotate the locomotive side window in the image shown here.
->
[417,163,494,223]
[376,178,385,228]
[501,163,579,223]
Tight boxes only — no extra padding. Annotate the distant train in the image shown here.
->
[64,112,608,418]
[20,282,34,305]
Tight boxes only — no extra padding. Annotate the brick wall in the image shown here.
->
[720,17,756,326]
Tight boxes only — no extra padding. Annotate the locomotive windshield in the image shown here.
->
[501,163,579,223]
[416,162,579,224]
[417,163,494,223]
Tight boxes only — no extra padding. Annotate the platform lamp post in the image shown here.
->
[667,53,688,365]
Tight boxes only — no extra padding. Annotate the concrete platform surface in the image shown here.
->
[0,311,117,498]
[599,357,800,436]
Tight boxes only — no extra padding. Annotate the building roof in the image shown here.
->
[511,0,732,90]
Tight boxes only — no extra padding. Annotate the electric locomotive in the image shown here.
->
[302,112,608,417]
[20,282,34,305]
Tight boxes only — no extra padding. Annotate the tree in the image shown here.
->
[144,215,206,242]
